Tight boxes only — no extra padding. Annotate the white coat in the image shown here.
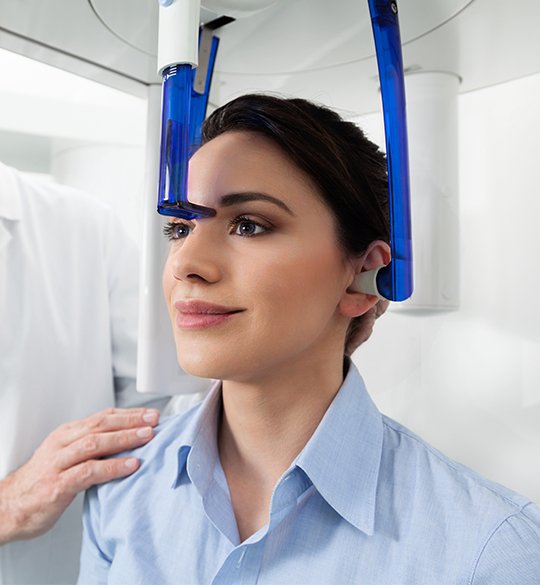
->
[0,162,170,584]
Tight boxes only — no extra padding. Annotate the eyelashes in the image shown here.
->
[228,216,271,237]
[163,222,191,241]
[163,215,273,241]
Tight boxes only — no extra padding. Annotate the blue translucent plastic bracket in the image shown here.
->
[190,29,220,154]
[368,0,413,301]
[157,28,220,219]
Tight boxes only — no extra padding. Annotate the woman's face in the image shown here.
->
[162,130,358,383]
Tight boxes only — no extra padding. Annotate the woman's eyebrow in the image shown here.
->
[219,192,296,216]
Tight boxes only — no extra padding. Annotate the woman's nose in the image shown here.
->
[166,228,223,285]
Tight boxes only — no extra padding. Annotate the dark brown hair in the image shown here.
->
[202,94,390,351]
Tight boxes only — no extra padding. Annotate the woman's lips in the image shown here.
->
[174,300,244,330]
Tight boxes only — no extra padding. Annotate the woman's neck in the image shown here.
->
[218,350,346,486]
[219,364,343,475]
[217,349,346,542]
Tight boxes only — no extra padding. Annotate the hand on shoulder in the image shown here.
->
[0,407,160,544]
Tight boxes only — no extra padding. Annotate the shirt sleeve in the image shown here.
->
[471,502,540,585]
[77,488,111,585]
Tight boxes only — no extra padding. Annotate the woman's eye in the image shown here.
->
[163,222,191,241]
[230,217,270,237]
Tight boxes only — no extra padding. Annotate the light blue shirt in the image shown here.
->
[78,363,540,584]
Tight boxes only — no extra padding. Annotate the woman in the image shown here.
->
[78,95,540,584]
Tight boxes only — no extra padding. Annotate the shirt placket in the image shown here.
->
[210,468,312,585]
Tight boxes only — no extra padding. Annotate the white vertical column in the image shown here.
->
[397,71,461,312]
[136,84,209,396]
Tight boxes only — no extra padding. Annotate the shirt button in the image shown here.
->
[236,548,247,569]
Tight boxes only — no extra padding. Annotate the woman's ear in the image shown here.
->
[339,240,391,318]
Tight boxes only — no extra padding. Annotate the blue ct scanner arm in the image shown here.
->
[364,0,413,301]
[156,0,217,219]
[157,1,220,219]
[156,0,413,302]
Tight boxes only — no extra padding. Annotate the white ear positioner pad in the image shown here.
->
[351,267,384,299]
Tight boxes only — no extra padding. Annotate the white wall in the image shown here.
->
[354,72,540,503]
[0,48,147,245]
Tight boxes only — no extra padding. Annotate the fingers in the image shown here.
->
[60,457,142,495]
[55,426,156,471]
[51,408,160,448]
[1,408,160,542]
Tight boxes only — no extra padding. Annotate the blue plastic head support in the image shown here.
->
[366,0,413,301]
[157,27,220,220]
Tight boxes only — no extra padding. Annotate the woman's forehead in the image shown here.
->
[192,130,284,168]
[188,131,322,208]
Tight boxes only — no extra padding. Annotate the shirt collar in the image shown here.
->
[0,162,23,221]
[172,362,383,536]
[172,379,223,495]
[295,361,383,536]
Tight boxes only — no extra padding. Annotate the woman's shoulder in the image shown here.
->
[470,502,540,584]
[91,403,204,501]
[380,414,539,535]
[377,415,540,582]
[380,414,533,511]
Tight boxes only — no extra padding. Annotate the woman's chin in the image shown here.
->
[176,349,236,381]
